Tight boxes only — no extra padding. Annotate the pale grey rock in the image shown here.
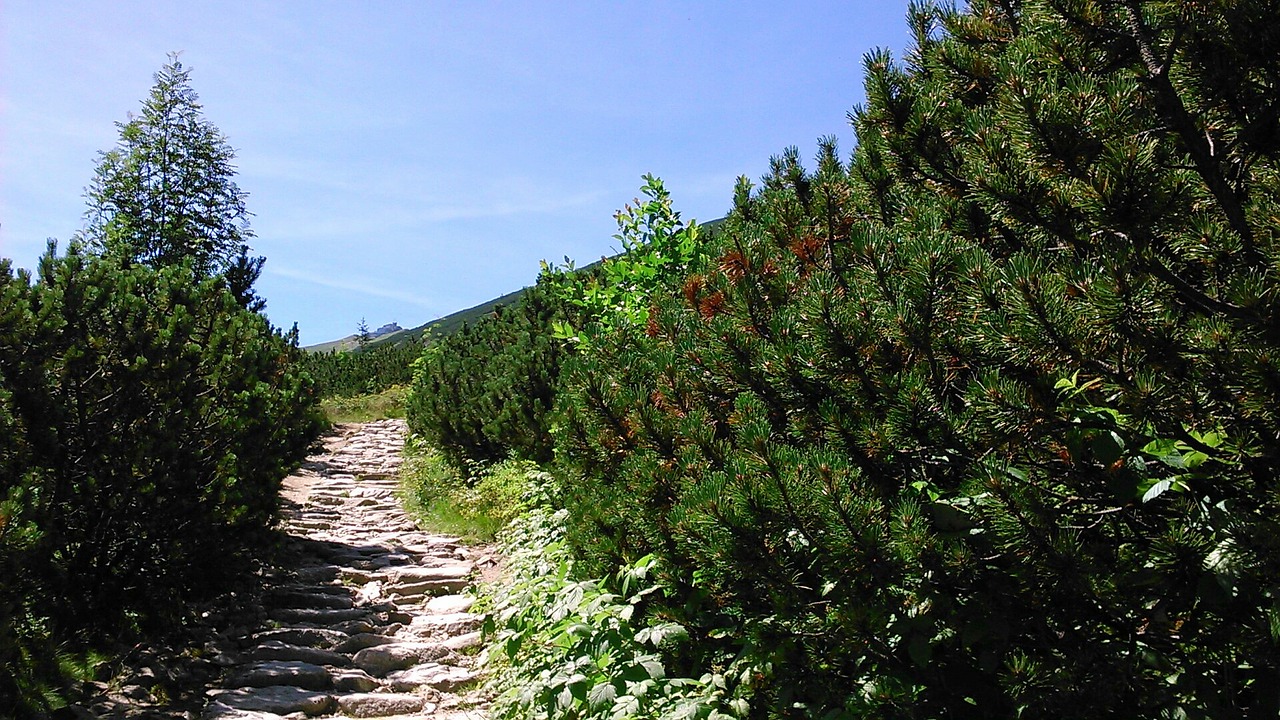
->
[442,631,483,652]
[385,662,477,692]
[425,594,475,615]
[335,692,431,717]
[351,642,448,676]
[229,661,332,690]
[206,686,335,716]
[387,564,474,583]
[248,641,350,667]
[409,612,482,636]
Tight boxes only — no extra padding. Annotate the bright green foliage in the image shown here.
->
[542,174,707,350]
[319,384,410,424]
[483,472,747,720]
[551,2,1280,717]
[406,284,571,469]
[399,445,534,542]
[0,247,321,713]
[82,55,264,308]
[302,340,423,398]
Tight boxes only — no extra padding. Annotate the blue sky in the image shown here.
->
[1,1,912,345]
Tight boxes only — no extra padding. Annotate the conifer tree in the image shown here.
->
[82,54,264,307]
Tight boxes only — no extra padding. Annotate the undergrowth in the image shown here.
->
[320,384,409,423]
[479,470,753,720]
[398,439,530,542]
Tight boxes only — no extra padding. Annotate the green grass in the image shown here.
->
[398,443,531,542]
[319,385,409,423]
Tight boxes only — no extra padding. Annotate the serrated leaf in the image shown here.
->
[588,682,618,711]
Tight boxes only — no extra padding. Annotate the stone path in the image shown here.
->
[201,418,489,720]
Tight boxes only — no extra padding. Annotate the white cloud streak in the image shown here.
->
[265,266,439,309]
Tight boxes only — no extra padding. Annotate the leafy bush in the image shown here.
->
[482,473,747,720]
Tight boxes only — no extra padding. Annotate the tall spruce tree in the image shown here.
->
[82,54,264,309]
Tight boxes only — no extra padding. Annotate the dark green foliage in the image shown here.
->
[550,2,1280,717]
[0,248,321,713]
[301,340,423,398]
[82,55,264,307]
[406,283,571,469]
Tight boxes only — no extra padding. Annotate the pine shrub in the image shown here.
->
[0,248,321,712]
[552,2,1280,717]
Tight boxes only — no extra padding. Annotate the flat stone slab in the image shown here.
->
[425,594,475,615]
[207,686,335,716]
[335,633,399,654]
[409,612,482,636]
[385,578,468,599]
[385,662,477,692]
[249,627,349,649]
[229,661,333,690]
[336,692,431,717]
[387,564,474,583]
[268,607,370,624]
[248,641,351,667]
[351,642,449,676]
[331,668,380,693]
[202,704,288,719]
[442,631,483,652]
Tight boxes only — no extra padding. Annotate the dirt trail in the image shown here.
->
[78,419,492,719]
[201,418,490,720]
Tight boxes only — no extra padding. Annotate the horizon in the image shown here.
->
[1,1,912,345]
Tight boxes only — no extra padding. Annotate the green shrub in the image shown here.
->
[406,283,571,470]
[482,474,746,720]
[550,2,1280,717]
[0,249,321,713]
[302,341,422,398]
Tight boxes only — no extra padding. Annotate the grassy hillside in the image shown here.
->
[302,288,527,353]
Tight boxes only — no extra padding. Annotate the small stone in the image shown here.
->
[121,684,151,700]
[331,668,380,693]
[335,692,430,718]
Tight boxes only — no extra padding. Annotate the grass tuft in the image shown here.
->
[398,441,531,542]
[319,385,408,423]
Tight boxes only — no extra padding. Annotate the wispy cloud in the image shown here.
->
[266,265,439,309]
